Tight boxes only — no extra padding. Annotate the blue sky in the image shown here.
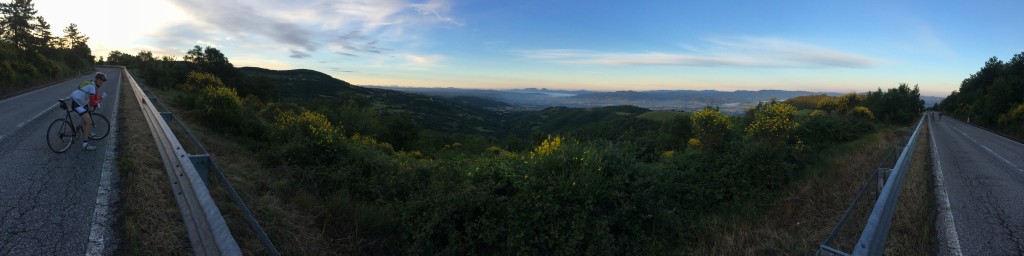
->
[35,0,1024,96]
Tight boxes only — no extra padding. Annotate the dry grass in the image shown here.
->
[144,87,343,255]
[686,124,935,255]
[116,72,191,255]
[887,123,936,255]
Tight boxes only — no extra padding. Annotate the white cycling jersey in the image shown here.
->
[71,82,97,107]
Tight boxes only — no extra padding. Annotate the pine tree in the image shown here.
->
[62,23,87,49]
[32,15,52,51]
[0,0,40,51]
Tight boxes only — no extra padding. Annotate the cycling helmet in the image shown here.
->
[95,72,107,81]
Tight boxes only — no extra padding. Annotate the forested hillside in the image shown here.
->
[0,0,94,97]
[108,47,923,254]
[938,52,1024,139]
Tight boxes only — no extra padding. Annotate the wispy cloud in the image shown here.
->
[521,37,882,68]
[290,49,311,59]
[400,53,444,65]
[167,0,314,54]
[160,0,458,64]
[411,0,463,27]
[333,30,391,56]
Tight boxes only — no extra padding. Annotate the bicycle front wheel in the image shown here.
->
[47,119,74,153]
[90,113,110,140]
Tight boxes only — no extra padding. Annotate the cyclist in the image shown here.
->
[70,72,106,151]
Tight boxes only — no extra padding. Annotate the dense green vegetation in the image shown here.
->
[108,46,924,254]
[938,52,1024,139]
[0,0,94,96]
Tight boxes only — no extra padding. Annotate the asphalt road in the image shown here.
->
[0,68,121,255]
[931,112,1024,255]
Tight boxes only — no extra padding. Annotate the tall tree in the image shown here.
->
[32,15,51,51]
[184,45,236,81]
[1,0,40,51]
[61,23,90,60]
[61,23,87,49]
[0,3,5,43]
[183,45,204,64]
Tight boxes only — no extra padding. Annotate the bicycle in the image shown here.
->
[46,98,110,153]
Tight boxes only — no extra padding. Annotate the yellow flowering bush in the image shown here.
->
[687,138,701,147]
[272,110,345,164]
[809,109,826,118]
[661,150,675,159]
[532,135,562,157]
[816,95,848,115]
[689,108,732,149]
[745,102,799,147]
[851,106,875,120]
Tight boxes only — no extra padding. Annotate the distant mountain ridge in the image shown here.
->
[240,67,943,115]
[369,85,842,113]
[238,67,513,134]
[239,67,369,99]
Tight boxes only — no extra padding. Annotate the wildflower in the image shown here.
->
[661,150,675,159]
[532,135,562,156]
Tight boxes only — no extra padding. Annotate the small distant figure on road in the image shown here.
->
[70,72,106,151]
[939,112,943,120]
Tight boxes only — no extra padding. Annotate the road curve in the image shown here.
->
[930,112,1024,255]
[0,68,121,255]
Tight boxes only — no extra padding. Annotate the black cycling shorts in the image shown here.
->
[70,100,88,116]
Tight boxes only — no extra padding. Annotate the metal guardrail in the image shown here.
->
[818,147,899,256]
[118,66,244,255]
[818,116,926,256]
[142,88,281,256]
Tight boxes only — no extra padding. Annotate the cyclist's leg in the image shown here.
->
[73,101,93,144]
[81,112,93,138]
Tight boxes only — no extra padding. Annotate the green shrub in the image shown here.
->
[689,107,733,150]
[797,114,873,145]
[745,102,799,149]
[817,95,849,114]
[401,138,685,255]
[178,71,224,93]
[195,85,244,130]
[851,106,875,120]
[271,111,344,166]
[998,103,1024,136]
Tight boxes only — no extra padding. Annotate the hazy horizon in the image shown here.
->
[36,0,1023,98]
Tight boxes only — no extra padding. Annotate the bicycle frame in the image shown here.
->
[58,99,81,136]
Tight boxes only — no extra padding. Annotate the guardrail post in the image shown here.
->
[877,168,891,193]
[189,154,212,184]
[160,112,174,122]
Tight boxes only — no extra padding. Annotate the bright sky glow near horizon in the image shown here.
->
[34,0,1024,97]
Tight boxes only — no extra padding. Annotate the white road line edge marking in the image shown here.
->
[949,124,1024,172]
[86,71,121,256]
[931,119,964,256]
[962,119,1024,147]
[18,102,58,128]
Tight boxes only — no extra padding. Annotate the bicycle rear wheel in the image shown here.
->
[89,113,110,140]
[47,119,74,153]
